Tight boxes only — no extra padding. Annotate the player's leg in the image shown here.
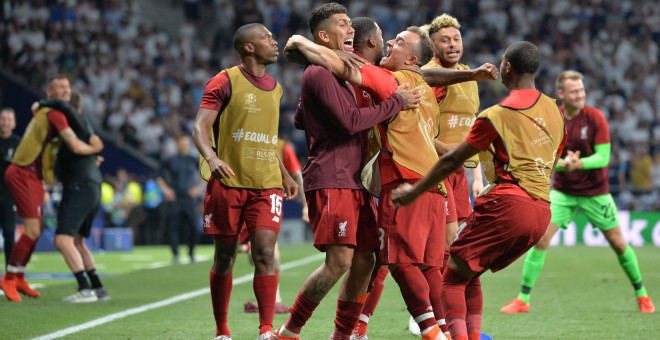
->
[0,200,17,269]
[205,179,243,338]
[330,248,374,338]
[166,202,182,263]
[181,198,199,262]
[277,189,363,338]
[501,190,574,313]
[272,242,288,312]
[353,265,389,339]
[584,194,655,313]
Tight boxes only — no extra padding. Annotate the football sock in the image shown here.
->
[518,247,546,303]
[617,245,647,297]
[254,274,277,334]
[6,234,36,280]
[86,269,103,288]
[465,276,483,338]
[210,270,232,336]
[74,271,90,290]
[421,266,446,331]
[390,264,436,332]
[442,267,470,340]
[284,292,320,334]
[355,266,388,335]
[333,298,365,336]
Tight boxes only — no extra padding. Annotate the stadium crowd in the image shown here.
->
[1,0,659,210]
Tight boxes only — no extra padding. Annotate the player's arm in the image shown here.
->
[285,35,364,86]
[392,141,481,206]
[277,154,299,200]
[192,107,235,179]
[566,143,611,172]
[472,164,484,197]
[421,63,498,87]
[58,128,103,155]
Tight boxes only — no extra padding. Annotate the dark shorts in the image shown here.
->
[203,177,283,236]
[56,183,100,238]
[451,193,550,273]
[5,164,44,219]
[307,188,379,252]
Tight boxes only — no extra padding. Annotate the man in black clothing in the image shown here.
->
[0,107,20,268]
[157,134,202,263]
[53,91,110,303]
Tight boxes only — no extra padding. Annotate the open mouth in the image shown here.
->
[447,50,460,57]
[344,38,354,51]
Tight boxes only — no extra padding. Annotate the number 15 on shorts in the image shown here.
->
[270,193,283,221]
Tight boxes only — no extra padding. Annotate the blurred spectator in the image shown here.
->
[2,0,659,209]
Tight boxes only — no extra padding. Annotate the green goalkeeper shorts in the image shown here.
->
[550,189,619,231]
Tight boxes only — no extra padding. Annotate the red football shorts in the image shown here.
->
[379,180,447,267]
[4,164,44,219]
[444,179,457,224]
[446,168,472,222]
[306,188,379,252]
[451,192,550,273]
[202,177,283,236]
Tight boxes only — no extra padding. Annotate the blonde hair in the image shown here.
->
[556,70,583,90]
[428,14,460,37]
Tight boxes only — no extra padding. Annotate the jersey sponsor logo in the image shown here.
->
[203,214,212,228]
[580,126,588,139]
[338,221,348,237]
[246,147,276,161]
[447,115,475,129]
[231,128,278,145]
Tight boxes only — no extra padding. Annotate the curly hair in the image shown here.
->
[428,14,461,38]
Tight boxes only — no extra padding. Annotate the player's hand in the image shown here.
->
[301,205,309,223]
[208,157,235,179]
[335,50,368,70]
[472,178,484,198]
[391,182,418,207]
[284,35,310,65]
[563,150,582,172]
[473,63,499,81]
[95,155,104,167]
[282,172,299,200]
[89,134,104,152]
[395,83,421,110]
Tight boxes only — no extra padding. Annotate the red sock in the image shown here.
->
[210,270,233,336]
[422,266,445,329]
[284,292,320,334]
[390,264,436,332]
[355,266,388,335]
[254,274,277,334]
[6,234,36,280]
[465,276,483,337]
[442,267,470,339]
[333,298,365,337]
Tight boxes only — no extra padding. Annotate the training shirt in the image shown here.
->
[294,64,404,191]
[0,133,20,194]
[552,105,610,196]
[58,112,102,186]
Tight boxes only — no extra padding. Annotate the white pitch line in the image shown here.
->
[32,253,325,340]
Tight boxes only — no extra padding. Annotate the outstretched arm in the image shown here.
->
[422,63,498,87]
[285,35,364,86]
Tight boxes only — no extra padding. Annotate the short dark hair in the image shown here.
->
[233,23,263,55]
[308,2,347,36]
[47,74,68,86]
[407,26,434,66]
[504,41,540,75]
[352,17,378,46]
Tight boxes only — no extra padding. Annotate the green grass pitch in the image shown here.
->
[1,244,658,339]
